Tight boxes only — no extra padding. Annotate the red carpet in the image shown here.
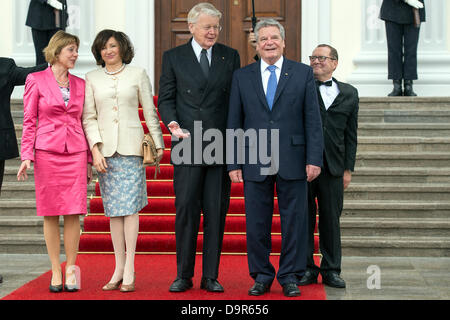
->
[2,255,326,300]
[3,96,326,300]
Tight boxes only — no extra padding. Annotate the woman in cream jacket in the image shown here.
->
[82,30,164,292]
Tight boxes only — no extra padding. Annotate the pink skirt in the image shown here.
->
[34,149,88,216]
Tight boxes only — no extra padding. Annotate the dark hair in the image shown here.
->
[317,44,339,61]
[91,29,134,66]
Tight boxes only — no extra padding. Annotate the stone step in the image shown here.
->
[358,123,450,137]
[358,110,450,123]
[341,236,450,257]
[0,199,91,216]
[340,217,450,237]
[352,167,450,183]
[342,200,450,219]
[356,152,450,168]
[359,97,450,110]
[357,137,450,152]
[0,216,72,234]
[0,234,64,254]
[0,182,95,199]
[344,183,450,201]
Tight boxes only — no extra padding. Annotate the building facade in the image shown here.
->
[1,0,449,98]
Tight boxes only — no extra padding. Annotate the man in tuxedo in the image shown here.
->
[380,0,426,96]
[158,2,240,293]
[227,19,323,297]
[0,57,47,284]
[298,45,359,289]
[26,0,68,65]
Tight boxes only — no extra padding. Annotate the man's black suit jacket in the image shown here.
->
[26,0,68,31]
[380,0,426,24]
[0,58,47,160]
[158,39,241,166]
[317,79,359,177]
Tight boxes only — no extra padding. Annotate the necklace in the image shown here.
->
[56,78,69,87]
[104,64,126,75]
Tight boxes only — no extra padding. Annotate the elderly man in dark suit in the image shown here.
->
[227,19,323,297]
[158,2,240,293]
[298,45,359,289]
[0,57,47,284]
[26,0,68,65]
[380,0,426,96]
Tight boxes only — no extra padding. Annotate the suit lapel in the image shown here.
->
[272,58,293,110]
[45,67,65,107]
[250,60,271,110]
[182,39,208,87]
[66,72,77,110]
[203,44,224,94]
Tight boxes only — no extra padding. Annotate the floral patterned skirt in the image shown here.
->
[98,154,147,217]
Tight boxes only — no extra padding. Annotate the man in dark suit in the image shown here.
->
[380,0,425,96]
[0,57,47,284]
[227,19,323,297]
[298,45,359,289]
[158,3,240,293]
[26,0,68,65]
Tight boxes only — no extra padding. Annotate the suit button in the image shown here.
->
[270,121,274,124]
[114,119,118,123]
[113,107,118,111]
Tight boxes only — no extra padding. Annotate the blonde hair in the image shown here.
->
[187,2,222,24]
[43,30,80,65]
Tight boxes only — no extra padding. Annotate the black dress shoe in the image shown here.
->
[282,283,301,297]
[298,270,318,286]
[200,278,224,292]
[322,272,346,288]
[248,282,271,296]
[404,80,417,96]
[49,274,63,293]
[388,80,403,96]
[169,278,193,292]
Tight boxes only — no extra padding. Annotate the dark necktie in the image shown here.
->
[200,49,210,79]
[316,80,333,87]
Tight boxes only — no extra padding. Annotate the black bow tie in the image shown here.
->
[316,80,333,87]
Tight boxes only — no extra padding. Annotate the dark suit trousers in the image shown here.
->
[31,28,60,65]
[173,165,230,279]
[244,175,308,286]
[306,164,344,275]
[385,21,420,80]
[0,160,4,196]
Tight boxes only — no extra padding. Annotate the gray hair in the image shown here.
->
[187,2,222,24]
[254,19,285,41]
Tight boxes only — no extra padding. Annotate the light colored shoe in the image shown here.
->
[102,279,123,291]
[120,273,135,293]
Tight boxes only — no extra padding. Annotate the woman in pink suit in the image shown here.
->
[17,31,92,293]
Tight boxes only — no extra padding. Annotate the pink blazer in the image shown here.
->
[21,67,90,161]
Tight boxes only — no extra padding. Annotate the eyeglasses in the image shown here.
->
[309,56,337,62]
[198,25,222,32]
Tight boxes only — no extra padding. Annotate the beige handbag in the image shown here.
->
[142,133,160,178]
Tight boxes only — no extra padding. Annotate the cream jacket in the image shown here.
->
[82,65,164,157]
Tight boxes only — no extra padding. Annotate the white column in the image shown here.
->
[125,0,156,93]
[348,0,450,96]
[301,0,331,65]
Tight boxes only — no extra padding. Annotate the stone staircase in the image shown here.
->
[1,98,449,256]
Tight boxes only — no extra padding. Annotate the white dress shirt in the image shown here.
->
[260,56,284,95]
[318,78,340,110]
[191,38,212,66]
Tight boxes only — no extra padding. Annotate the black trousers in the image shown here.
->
[173,165,230,280]
[385,21,420,80]
[306,166,344,275]
[31,28,60,65]
[245,175,308,286]
[0,160,4,197]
